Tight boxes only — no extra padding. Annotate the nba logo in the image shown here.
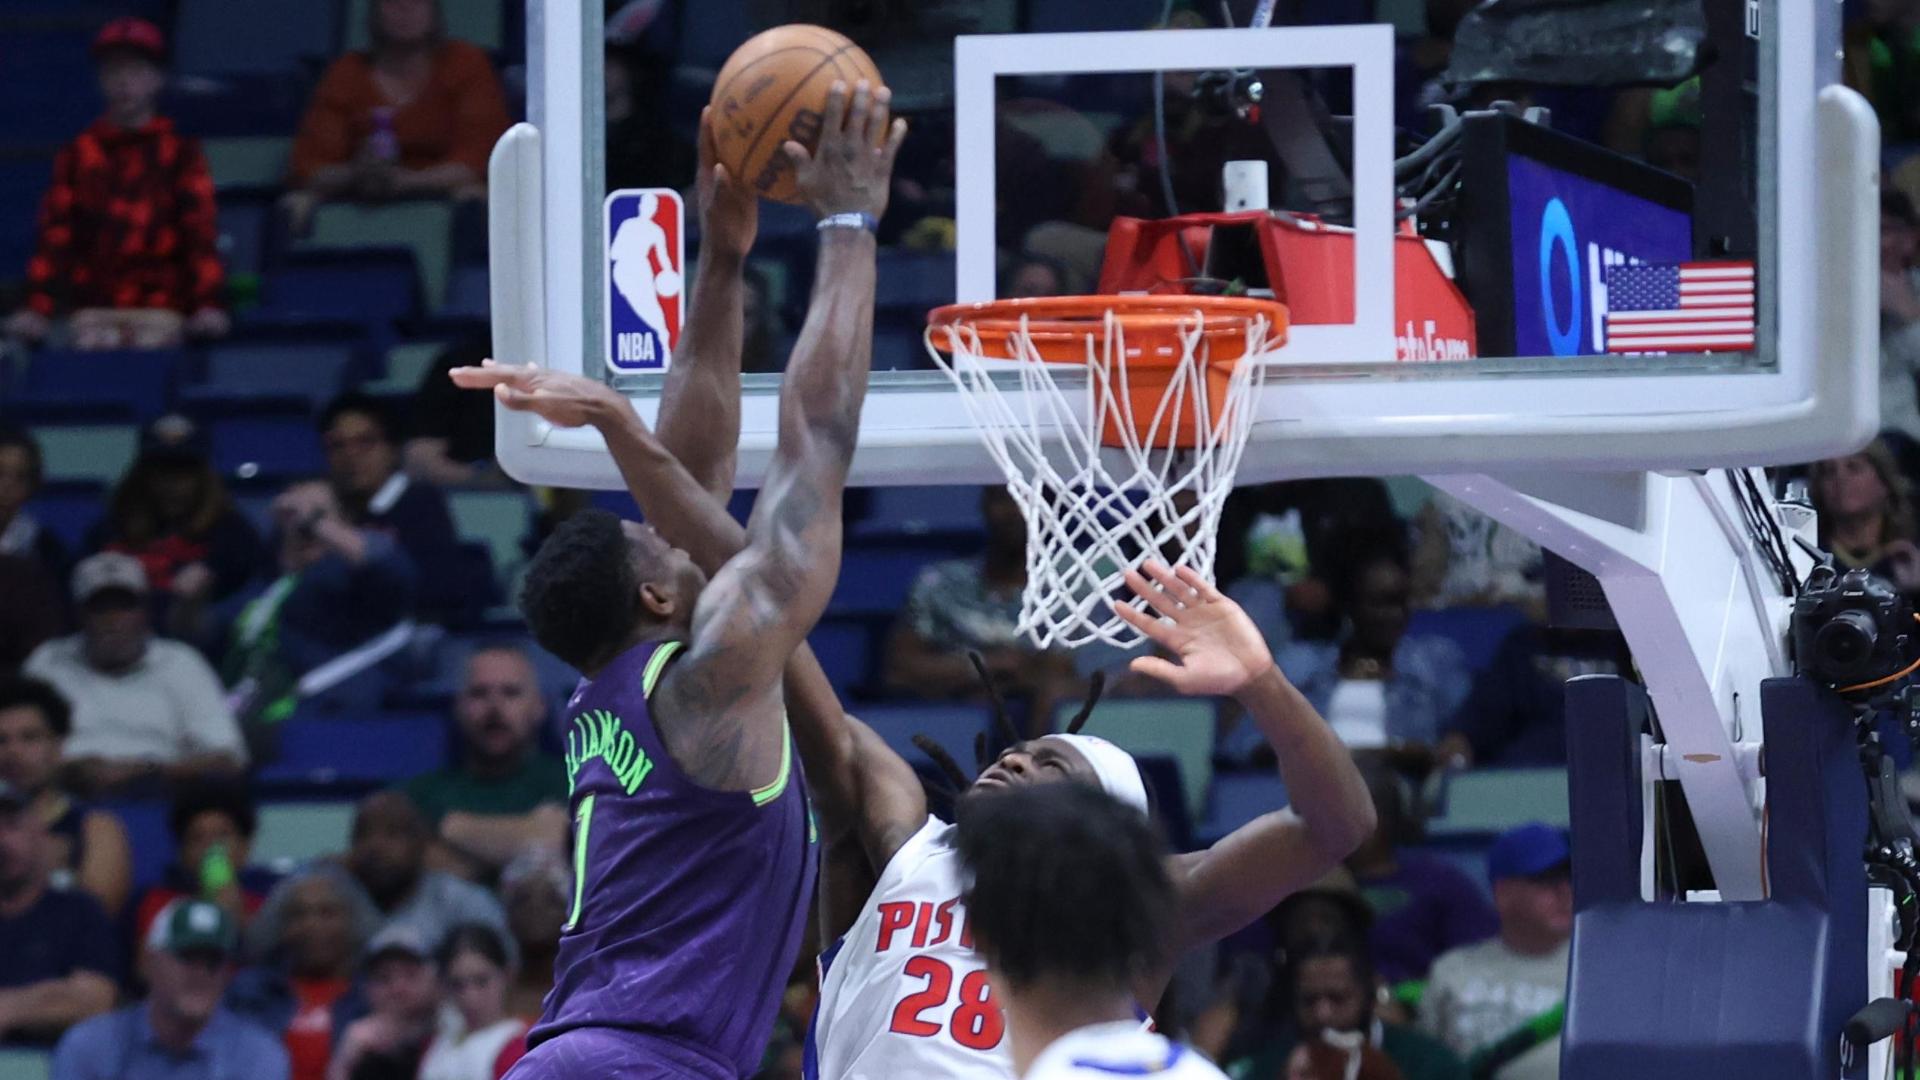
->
[605,188,685,371]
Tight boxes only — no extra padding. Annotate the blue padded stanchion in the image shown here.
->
[1562,676,1867,1080]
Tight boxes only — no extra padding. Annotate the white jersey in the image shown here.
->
[810,817,1015,1079]
[1027,1023,1228,1080]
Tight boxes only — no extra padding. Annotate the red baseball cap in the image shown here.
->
[92,17,167,63]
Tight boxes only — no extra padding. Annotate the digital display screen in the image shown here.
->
[1505,154,1694,357]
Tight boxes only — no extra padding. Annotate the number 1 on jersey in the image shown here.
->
[888,957,1005,1050]
[564,794,596,932]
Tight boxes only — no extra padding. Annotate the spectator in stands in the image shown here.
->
[321,394,461,616]
[1230,935,1466,1080]
[403,646,568,880]
[418,923,529,1079]
[405,339,508,489]
[1808,439,1920,593]
[1880,191,1920,447]
[0,555,68,672]
[132,779,277,943]
[1409,491,1544,620]
[497,849,564,1020]
[1228,541,1471,768]
[1345,765,1496,986]
[1218,479,1400,642]
[26,553,245,795]
[327,924,442,1080]
[1845,0,1920,145]
[0,675,131,916]
[0,425,70,581]
[231,871,377,1080]
[283,0,512,231]
[1000,252,1074,298]
[604,44,695,194]
[3,18,228,351]
[883,486,1082,727]
[97,414,265,642]
[53,897,288,1080]
[1448,625,1627,767]
[0,780,119,1046]
[222,479,416,728]
[1420,824,1571,1080]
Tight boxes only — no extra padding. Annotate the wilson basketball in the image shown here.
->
[708,25,887,205]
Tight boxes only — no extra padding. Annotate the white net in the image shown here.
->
[925,303,1276,649]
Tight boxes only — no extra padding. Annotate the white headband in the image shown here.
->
[1050,734,1149,815]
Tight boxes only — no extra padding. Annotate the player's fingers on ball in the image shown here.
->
[779,141,811,169]
[866,86,891,145]
[845,81,872,144]
[822,81,849,136]
[883,117,908,161]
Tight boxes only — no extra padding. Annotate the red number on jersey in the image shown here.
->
[886,957,1005,1049]
[888,956,953,1038]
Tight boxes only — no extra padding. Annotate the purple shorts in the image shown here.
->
[507,1027,737,1080]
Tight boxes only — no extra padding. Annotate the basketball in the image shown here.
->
[707,25,887,205]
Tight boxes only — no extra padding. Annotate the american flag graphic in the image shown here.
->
[1603,261,1755,353]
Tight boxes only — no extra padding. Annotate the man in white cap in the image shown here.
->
[52,896,287,1080]
[25,553,244,795]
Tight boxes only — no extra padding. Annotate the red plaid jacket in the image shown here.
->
[25,116,225,316]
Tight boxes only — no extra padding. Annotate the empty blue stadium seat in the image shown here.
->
[0,29,98,144]
[257,712,450,787]
[874,251,956,313]
[871,322,926,371]
[0,159,52,284]
[855,704,990,780]
[677,0,754,68]
[102,800,173,888]
[1408,605,1528,672]
[12,349,180,422]
[258,251,422,326]
[209,415,326,483]
[441,264,489,319]
[809,620,875,692]
[853,486,987,541]
[1198,772,1290,845]
[216,193,276,278]
[174,0,337,77]
[829,545,942,615]
[28,486,105,551]
[184,340,357,411]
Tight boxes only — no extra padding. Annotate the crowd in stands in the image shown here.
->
[0,0,1916,1079]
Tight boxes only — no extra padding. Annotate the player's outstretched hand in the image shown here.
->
[697,105,758,259]
[1113,561,1276,698]
[781,79,907,222]
[449,360,628,429]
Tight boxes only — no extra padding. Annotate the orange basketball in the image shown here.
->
[708,25,887,205]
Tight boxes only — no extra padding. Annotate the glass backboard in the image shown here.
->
[487,0,1879,489]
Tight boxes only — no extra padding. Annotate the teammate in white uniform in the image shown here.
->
[951,780,1230,1080]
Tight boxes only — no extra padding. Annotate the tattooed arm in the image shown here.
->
[651,80,908,792]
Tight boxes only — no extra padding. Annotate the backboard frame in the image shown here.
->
[489,4,1878,491]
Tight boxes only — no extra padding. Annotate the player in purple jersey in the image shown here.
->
[456,81,906,1080]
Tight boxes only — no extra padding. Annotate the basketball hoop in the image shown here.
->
[925,295,1286,649]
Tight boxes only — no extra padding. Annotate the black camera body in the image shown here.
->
[1793,567,1915,688]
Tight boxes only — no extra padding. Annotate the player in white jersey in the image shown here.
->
[952,777,1227,1080]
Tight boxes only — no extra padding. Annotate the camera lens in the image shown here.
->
[1813,609,1881,679]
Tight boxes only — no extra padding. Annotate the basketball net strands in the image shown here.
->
[926,295,1283,649]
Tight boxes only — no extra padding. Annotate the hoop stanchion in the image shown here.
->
[925,295,1287,649]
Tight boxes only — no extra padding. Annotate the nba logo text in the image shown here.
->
[605,188,685,372]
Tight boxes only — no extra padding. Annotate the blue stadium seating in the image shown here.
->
[208,415,327,483]
[0,28,98,145]
[829,545,942,615]
[0,159,52,288]
[873,251,956,314]
[1197,772,1290,845]
[441,264,490,319]
[28,485,105,551]
[852,485,988,542]
[216,191,277,278]
[257,250,422,327]
[855,703,991,780]
[870,321,927,371]
[102,799,173,889]
[11,349,181,422]
[676,0,751,69]
[1407,605,1528,672]
[808,619,876,692]
[173,0,338,78]
[183,339,358,411]
[257,712,450,788]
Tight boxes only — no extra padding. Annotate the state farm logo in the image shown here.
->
[1397,319,1472,361]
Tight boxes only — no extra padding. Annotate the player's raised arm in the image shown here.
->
[1112,562,1376,957]
[653,80,905,770]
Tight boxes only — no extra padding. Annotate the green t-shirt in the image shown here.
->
[401,753,570,825]
[1231,1023,1469,1080]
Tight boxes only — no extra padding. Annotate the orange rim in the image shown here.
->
[927,294,1289,365]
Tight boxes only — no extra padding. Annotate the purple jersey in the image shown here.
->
[527,639,817,1078]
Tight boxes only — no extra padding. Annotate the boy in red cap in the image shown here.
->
[4,18,229,351]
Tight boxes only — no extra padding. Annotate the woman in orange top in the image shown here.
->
[283,0,510,228]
